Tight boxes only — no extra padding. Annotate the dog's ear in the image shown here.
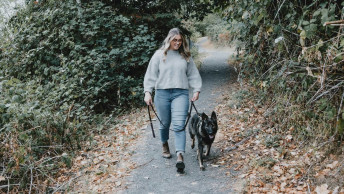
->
[211,111,217,121]
[201,113,208,120]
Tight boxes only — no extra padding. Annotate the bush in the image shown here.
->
[196,13,231,46]
[2,1,160,112]
[219,0,344,139]
[0,0,181,191]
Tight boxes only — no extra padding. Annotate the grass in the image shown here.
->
[263,134,281,148]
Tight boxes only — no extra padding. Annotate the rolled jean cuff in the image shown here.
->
[176,151,185,155]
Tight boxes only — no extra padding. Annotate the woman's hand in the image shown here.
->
[144,92,153,105]
[191,92,200,101]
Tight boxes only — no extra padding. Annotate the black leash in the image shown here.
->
[147,101,199,137]
[179,101,199,132]
[191,101,199,115]
[147,105,156,138]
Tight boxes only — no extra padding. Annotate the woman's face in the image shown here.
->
[169,35,182,51]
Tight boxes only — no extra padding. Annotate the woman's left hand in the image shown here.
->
[191,92,200,101]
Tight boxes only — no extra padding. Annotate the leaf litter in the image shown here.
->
[53,108,150,193]
[212,81,344,193]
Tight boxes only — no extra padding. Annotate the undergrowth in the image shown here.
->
[220,0,344,142]
[0,0,181,192]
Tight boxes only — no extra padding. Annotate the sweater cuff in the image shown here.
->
[193,89,201,93]
[144,88,153,94]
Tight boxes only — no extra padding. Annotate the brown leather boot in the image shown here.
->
[162,142,171,158]
[176,152,185,173]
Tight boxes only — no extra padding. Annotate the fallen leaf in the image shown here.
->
[289,126,295,132]
[273,165,284,174]
[75,156,83,161]
[0,176,5,181]
[297,185,306,191]
[115,181,121,187]
[285,135,293,142]
[280,182,287,192]
[326,161,338,169]
[289,168,296,174]
[314,169,331,178]
[315,184,330,194]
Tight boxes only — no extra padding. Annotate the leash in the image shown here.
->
[178,101,199,132]
[147,101,199,137]
[147,105,156,138]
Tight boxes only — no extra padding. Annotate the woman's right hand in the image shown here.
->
[144,92,153,105]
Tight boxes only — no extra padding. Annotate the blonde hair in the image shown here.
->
[160,28,191,62]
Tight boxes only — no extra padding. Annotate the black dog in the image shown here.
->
[189,111,218,170]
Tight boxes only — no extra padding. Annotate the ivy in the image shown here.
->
[0,0,181,191]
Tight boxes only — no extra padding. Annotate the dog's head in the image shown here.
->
[201,111,218,139]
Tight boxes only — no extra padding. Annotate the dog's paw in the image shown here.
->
[200,165,205,171]
[203,153,210,157]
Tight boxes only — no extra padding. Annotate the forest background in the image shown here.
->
[0,0,343,192]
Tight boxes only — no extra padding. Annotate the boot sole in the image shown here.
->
[176,162,185,173]
[162,154,172,158]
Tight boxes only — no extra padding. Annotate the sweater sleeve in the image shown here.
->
[186,57,202,93]
[143,51,161,93]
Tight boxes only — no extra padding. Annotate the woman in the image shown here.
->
[143,28,202,173]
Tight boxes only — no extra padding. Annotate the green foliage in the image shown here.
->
[256,157,277,169]
[196,13,231,46]
[2,1,162,112]
[0,76,90,191]
[216,0,344,139]
[0,0,182,191]
[182,13,232,47]
[264,135,281,148]
[99,0,214,21]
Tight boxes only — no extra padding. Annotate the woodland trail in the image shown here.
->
[120,37,237,194]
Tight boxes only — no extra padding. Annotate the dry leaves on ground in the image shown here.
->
[53,108,150,193]
[213,82,344,193]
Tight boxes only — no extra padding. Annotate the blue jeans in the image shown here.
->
[154,89,189,153]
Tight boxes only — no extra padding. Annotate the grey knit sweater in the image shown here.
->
[144,49,202,94]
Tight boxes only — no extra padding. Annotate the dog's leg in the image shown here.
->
[204,144,211,156]
[198,143,205,170]
[191,136,195,149]
[189,123,195,149]
[189,128,195,149]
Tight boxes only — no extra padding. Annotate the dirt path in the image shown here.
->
[120,37,237,193]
